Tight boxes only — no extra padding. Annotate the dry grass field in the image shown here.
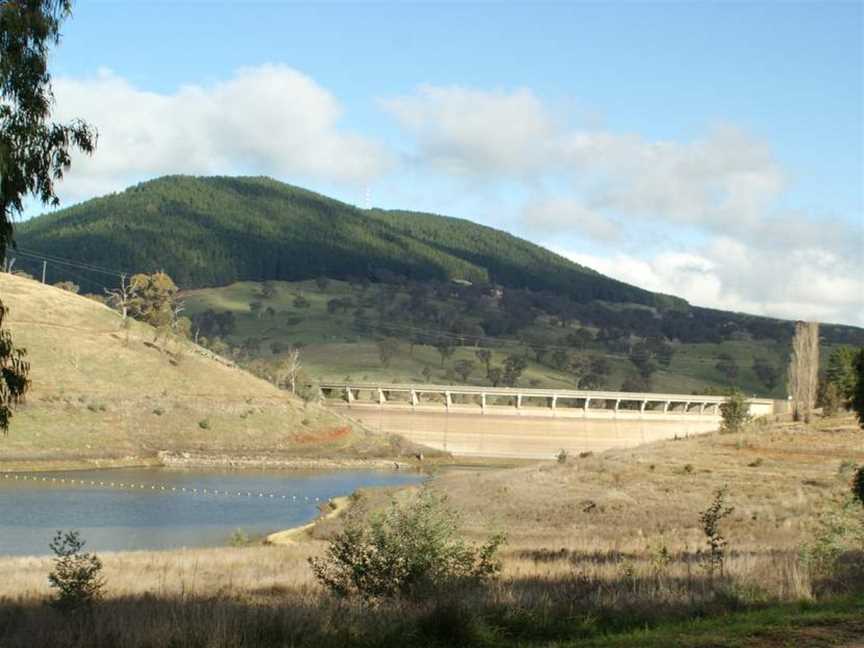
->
[1,413,862,647]
[0,274,406,470]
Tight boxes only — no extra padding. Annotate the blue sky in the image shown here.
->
[37,1,864,325]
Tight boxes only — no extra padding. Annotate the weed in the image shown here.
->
[699,486,734,579]
[198,419,210,430]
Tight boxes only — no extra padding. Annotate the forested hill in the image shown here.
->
[16,175,682,309]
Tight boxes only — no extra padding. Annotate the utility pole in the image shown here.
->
[41,260,46,284]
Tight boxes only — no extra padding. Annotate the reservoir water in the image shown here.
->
[0,468,424,556]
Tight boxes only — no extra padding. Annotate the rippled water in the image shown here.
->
[0,468,424,556]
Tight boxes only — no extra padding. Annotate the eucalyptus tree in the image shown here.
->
[0,0,96,432]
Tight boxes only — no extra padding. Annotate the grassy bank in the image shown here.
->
[0,274,418,469]
[1,415,861,646]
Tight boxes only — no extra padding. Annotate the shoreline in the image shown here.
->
[0,452,424,474]
[264,495,352,545]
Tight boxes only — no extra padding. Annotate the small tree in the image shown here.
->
[276,347,302,394]
[435,337,455,368]
[53,280,79,293]
[309,489,504,600]
[453,359,475,383]
[720,390,751,433]
[377,337,400,368]
[699,487,734,579]
[315,276,329,292]
[475,348,492,375]
[788,321,820,422]
[47,530,104,611]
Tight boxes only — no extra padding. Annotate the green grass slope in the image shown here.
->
[0,274,399,470]
[182,279,834,398]
[16,175,679,308]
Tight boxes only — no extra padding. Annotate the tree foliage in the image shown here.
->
[309,489,504,600]
[720,390,751,433]
[852,348,864,431]
[47,530,104,611]
[0,0,94,434]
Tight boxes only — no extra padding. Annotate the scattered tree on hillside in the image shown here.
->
[621,373,651,392]
[565,328,593,350]
[453,359,475,383]
[315,276,329,292]
[53,280,78,293]
[550,348,570,371]
[376,337,400,368]
[421,365,433,383]
[487,366,503,387]
[127,272,180,343]
[434,336,455,368]
[475,348,492,375]
[578,373,604,390]
[249,300,262,319]
[715,353,739,384]
[590,355,611,377]
[259,281,277,299]
[629,342,658,380]
[275,347,302,394]
[502,354,528,387]
[752,357,780,391]
[788,321,820,422]
[0,0,95,433]
[293,294,310,309]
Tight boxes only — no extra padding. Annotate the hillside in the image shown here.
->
[181,279,861,398]
[0,274,407,470]
[15,175,680,308]
[12,175,864,398]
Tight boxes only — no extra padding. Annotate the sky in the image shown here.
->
[31,0,864,326]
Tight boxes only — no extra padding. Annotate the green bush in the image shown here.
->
[47,530,104,611]
[720,390,751,433]
[309,489,505,600]
[198,419,210,430]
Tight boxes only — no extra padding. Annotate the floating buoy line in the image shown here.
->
[1,473,329,505]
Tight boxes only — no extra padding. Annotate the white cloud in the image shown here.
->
[382,85,557,176]
[555,241,864,327]
[51,65,390,202]
[389,84,863,326]
[521,198,621,242]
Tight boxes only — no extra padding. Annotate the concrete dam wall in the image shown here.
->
[322,383,778,460]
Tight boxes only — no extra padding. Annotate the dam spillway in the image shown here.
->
[320,383,779,459]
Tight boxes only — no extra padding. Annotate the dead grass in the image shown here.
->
[1,413,861,646]
[0,274,399,468]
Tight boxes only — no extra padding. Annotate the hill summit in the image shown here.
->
[16,175,682,309]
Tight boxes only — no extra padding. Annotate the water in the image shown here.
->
[0,468,424,556]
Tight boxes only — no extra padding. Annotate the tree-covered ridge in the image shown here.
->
[16,175,675,308]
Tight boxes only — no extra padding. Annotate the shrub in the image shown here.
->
[800,494,864,582]
[699,486,734,579]
[229,528,249,547]
[720,390,751,433]
[309,489,505,600]
[47,531,104,611]
[152,407,164,416]
[198,419,210,430]
[853,466,864,507]
[556,448,568,464]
